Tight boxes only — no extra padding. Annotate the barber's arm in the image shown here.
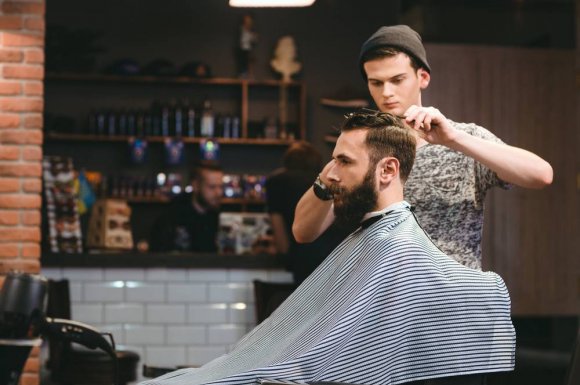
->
[404,105,554,189]
[292,161,336,243]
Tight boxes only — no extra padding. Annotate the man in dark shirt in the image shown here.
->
[150,161,223,252]
[266,142,351,284]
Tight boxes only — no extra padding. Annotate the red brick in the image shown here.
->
[0,129,42,144]
[24,49,43,64]
[24,17,44,32]
[1,32,44,48]
[0,259,40,274]
[0,227,40,242]
[0,163,41,177]
[0,113,21,128]
[0,98,43,112]
[0,15,23,30]
[0,244,19,258]
[0,210,19,225]
[0,81,22,95]
[22,178,42,193]
[21,243,40,258]
[1,2,45,15]
[21,210,40,225]
[0,49,23,62]
[22,146,41,161]
[23,81,42,96]
[3,65,43,80]
[0,194,41,209]
[23,114,42,128]
[0,177,20,192]
[0,146,20,160]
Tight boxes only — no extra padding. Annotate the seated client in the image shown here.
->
[141,110,515,385]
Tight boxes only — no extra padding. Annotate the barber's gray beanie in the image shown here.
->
[359,24,431,80]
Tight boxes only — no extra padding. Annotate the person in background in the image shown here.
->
[266,141,351,284]
[150,160,224,252]
[293,24,553,269]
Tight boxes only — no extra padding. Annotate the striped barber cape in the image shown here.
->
[141,201,515,385]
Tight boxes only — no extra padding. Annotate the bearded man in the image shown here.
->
[142,110,515,385]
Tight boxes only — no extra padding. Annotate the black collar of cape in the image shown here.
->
[359,205,415,230]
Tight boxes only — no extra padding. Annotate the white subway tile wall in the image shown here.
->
[41,267,293,382]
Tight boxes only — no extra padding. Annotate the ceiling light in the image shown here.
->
[229,0,315,7]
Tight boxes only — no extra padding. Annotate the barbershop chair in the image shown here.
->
[252,280,297,323]
[45,279,140,385]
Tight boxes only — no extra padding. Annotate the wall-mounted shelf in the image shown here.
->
[44,72,306,141]
[124,196,265,206]
[45,132,296,146]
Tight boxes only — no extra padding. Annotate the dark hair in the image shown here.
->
[191,160,223,181]
[341,109,416,182]
[361,46,422,74]
[283,141,322,176]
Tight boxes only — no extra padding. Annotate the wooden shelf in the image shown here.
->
[45,132,296,146]
[222,197,265,205]
[45,72,303,88]
[123,196,170,204]
[122,196,265,205]
[45,72,306,141]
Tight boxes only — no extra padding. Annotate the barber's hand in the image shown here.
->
[403,105,458,145]
[319,159,335,185]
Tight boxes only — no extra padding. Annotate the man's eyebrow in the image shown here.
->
[368,72,407,82]
[334,153,353,162]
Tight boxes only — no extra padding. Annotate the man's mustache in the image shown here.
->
[328,184,346,197]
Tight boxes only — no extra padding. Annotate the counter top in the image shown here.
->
[41,251,286,269]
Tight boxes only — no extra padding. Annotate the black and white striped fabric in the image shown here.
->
[141,201,515,385]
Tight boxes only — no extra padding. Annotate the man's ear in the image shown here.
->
[418,68,430,90]
[377,157,399,184]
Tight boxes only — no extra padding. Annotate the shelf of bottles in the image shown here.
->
[44,73,306,146]
[98,172,266,207]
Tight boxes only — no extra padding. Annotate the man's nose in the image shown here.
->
[382,83,394,98]
[326,163,339,182]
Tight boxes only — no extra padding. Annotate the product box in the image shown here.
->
[218,212,271,255]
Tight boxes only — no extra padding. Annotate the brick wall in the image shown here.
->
[0,1,45,384]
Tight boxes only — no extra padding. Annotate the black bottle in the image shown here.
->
[150,100,162,137]
[185,99,196,137]
[174,100,184,137]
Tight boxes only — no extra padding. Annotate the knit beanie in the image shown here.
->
[359,25,431,80]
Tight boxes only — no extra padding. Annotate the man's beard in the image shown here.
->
[330,168,378,232]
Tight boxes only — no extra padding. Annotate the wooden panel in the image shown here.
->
[424,44,579,315]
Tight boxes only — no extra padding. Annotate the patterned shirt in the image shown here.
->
[404,121,510,269]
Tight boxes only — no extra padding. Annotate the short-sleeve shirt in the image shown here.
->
[404,121,511,269]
